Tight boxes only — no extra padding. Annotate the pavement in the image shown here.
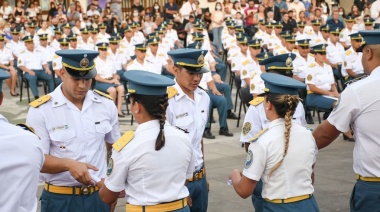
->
[0,81,355,212]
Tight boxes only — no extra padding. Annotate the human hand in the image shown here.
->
[67,159,98,185]
[28,70,36,76]
[186,196,193,207]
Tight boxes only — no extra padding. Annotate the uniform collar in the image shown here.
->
[51,84,102,108]
[135,119,160,133]
[173,80,204,102]
[268,118,285,128]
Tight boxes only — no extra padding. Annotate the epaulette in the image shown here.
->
[20,50,25,54]
[249,128,268,143]
[249,96,264,106]
[127,61,133,66]
[53,54,60,58]
[275,45,280,49]
[308,62,316,68]
[94,89,113,100]
[345,74,368,85]
[16,123,38,136]
[29,95,51,108]
[112,131,134,152]
[345,49,352,56]
[167,87,178,99]
[309,53,315,57]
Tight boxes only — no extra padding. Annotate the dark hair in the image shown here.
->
[265,92,299,176]
[130,94,169,151]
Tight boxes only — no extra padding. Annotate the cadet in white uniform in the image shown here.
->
[126,43,149,71]
[52,38,70,85]
[145,37,170,75]
[305,44,339,110]
[108,37,129,82]
[339,16,357,49]
[0,116,44,212]
[0,67,10,104]
[231,73,319,212]
[313,30,380,212]
[26,50,120,212]
[166,49,210,212]
[99,70,194,212]
[326,27,345,78]
[7,28,25,69]
[18,35,55,100]
[77,27,95,50]
[0,34,17,96]
[342,33,364,82]
[94,42,125,117]
[239,54,307,212]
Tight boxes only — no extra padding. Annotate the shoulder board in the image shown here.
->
[16,123,38,136]
[345,74,368,86]
[275,45,280,49]
[308,62,316,68]
[249,128,268,143]
[29,95,51,108]
[233,53,238,57]
[249,96,264,106]
[119,50,124,53]
[112,131,134,152]
[293,49,299,52]
[167,86,178,99]
[53,54,60,58]
[127,61,133,66]
[308,53,315,57]
[345,49,352,56]
[94,89,113,100]
[20,50,25,54]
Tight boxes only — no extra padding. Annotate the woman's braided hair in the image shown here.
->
[130,93,169,151]
[265,92,299,176]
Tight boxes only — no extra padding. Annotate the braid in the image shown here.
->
[267,94,299,177]
[155,95,169,151]
[130,94,169,151]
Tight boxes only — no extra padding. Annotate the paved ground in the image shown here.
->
[0,82,355,212]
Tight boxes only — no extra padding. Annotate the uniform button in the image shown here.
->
[55,102,58,105]
[94,98,98,100]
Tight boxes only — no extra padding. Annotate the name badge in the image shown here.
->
[51,125,68,131]
[176,112,188,119]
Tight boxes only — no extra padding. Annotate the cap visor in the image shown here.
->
[356,44,365,52]
[66,67,97,79]
[185,66,209,74]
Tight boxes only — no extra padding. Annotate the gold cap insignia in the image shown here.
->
[102,42,106,47]
[316,19,319,24]
[255,39,259,44]
[153,38,157,43]
[80,54,89,68]
[197,53,205,64]
[244,37,247,42]
[322,44,326,50]
[286,54,292,67]
[264,52,269,59]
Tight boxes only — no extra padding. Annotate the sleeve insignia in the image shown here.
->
[242,70,247,76]
[242,122,252,136]
[29,95,51,108]
[112,131,134,152]
[307,74,313,81]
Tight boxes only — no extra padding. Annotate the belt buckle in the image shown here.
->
[194,173,199,181]
[80,186,90,195]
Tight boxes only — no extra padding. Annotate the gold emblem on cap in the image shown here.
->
[322,44,326,50]
[286,55,293,67]
[195,44,200,49]
[153,38,157,43]
[264,52,269,59]
[102,42,106,47]
[316,19,320,24]
[197,53,205,64]
[80,54,89,68]
[255,39,259,44]
[244,37,247,43]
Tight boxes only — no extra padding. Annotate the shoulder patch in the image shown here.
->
[308,62,316,68]
[112,131,134,152]
[242,122,251,136]
[94,89,113,100]
[29,95,51,108]
[249,96,264,106]
[345,49,352,56]
[53,54,60,58]
[249,128,268,143]
[167,87,178,99]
